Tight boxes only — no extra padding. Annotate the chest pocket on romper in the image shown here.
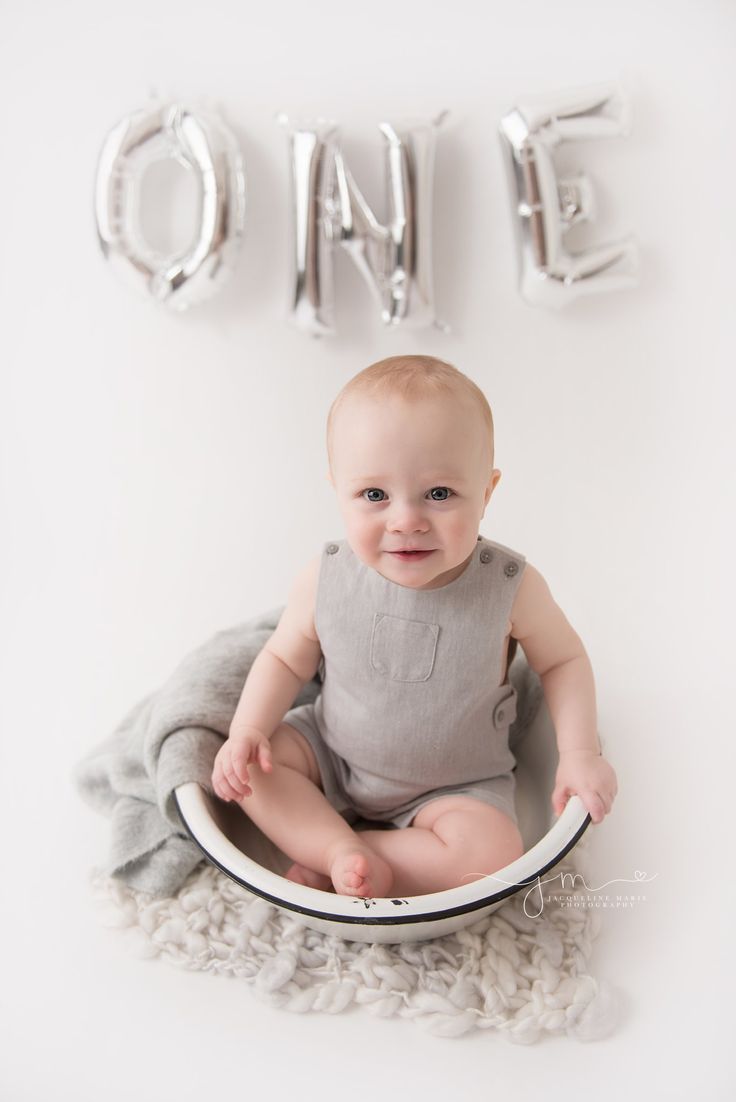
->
[370,613,439,682]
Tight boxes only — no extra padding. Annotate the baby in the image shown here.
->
[212,355,618,898]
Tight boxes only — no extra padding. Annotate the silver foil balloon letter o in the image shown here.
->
[94,101,246,311]
[499,83,638,308]
[281,113,444,336]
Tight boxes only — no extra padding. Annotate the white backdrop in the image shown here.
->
[1,1,733,1098]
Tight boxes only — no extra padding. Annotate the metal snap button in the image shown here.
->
[504,560,519,577]
[326,543,339,554]
[492,693,516,728]
[480,549,492,564]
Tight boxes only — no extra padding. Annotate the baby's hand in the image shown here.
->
[552,750,618,825]
[211,727,273,801]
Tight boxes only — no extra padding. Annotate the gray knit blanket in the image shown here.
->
[74,608,542,898]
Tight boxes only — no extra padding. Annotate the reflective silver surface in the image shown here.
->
[280,112,445,335]
[499,83,638,307]
[95,101,246,311]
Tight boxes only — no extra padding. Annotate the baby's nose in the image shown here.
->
[387,502,430,533]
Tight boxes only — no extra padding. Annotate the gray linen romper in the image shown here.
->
[282,534,526,830]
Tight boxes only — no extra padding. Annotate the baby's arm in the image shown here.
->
[510,564,618,823]
[212,555,322,802]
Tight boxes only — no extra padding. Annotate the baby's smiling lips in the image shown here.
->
[387,548,435,559]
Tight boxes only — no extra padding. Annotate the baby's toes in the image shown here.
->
[331,852,368,896]
[347,854,372,890]
[345,855,366,881]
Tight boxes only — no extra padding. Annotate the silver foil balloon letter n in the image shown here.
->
[280,112,445,336]
[94,101,246,311]
[499,83,638,308]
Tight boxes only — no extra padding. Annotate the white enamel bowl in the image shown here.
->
[174,701,591,944]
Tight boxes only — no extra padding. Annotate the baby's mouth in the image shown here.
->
[388,549,435,559]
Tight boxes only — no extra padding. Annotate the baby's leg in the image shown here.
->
[234,723,393,898]
[356,796,524,896]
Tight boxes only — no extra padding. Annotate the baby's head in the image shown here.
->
[326,355,501,590]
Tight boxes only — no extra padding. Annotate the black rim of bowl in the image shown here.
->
[173,787,591,928]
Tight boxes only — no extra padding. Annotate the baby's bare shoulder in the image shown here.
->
[509,562,585,673]
[284,554,321,642]
[263,554,322,678]
[509,563,557,636]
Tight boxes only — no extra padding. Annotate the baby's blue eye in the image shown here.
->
[428,487,452,501]
[363,488,387,503]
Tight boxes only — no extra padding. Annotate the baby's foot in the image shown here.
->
[285,862,333,892]
[327,843,393,898]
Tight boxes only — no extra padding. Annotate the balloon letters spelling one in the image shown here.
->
[93,83,638,323]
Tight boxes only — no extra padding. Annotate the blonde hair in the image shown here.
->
[326,355,494,469]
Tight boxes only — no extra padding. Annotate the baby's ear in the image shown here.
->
[484,468,502,505]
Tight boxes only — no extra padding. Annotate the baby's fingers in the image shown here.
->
[229,743,254,787]
[214,738,271,800]
[213,756,245,802]
[214,774,243,802]
[583,790,608,824]
[221,747,253,796]
[551,783,571,818]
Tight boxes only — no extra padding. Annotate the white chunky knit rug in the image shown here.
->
[88,832,617,1042]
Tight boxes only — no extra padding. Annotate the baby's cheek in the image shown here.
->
[445,513,475,544]
[345,521,379,561]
